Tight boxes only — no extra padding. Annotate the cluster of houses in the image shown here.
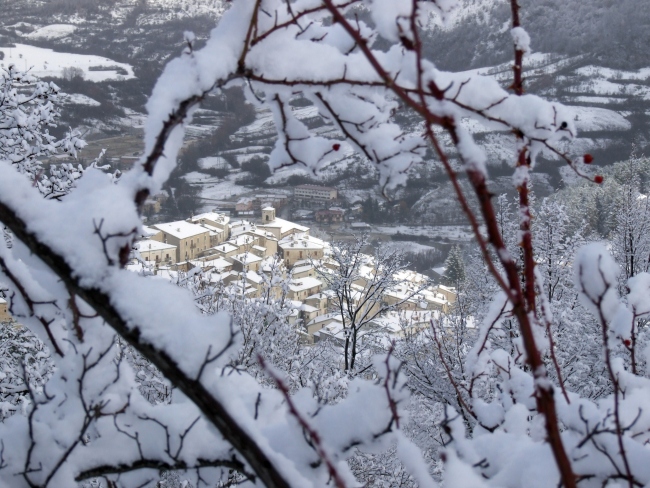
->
[131,207,457,344]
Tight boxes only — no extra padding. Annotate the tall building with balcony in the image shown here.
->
[151,221,211,262]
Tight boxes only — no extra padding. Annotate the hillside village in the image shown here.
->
[131,206,457,345]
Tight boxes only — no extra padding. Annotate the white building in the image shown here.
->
[258,207,310,240]
[151,221,211,262]
[294,184,338,202]
[134,239,177,265]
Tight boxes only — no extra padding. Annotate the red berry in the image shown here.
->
[594,175,604,184]
[624,339,631,347]
[332,144,341,151]
[583,154,594,164]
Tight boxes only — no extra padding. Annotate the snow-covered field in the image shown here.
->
[59,93,101,106]
[183,172,250,212]
[568,78,650,100]
[125,0,226,23]
[0,43,135,82]
[235,105,321,137]
[198,156,230,170]
[575,65,650,82]
[374,225,475,241]
[265,165,310,185]
[568,106,631,132]
[458,52,580,81]
[23,24,77,40]
[383,241,438,253]
[572,96,627,105]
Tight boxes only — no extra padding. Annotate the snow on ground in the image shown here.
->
[384,241,438,253]
[222,146,268,155]
[6,22,34,29]
[200,181,249,201]
[198,156,230,170]
[184,172,249,206]
[59,93,101,106]
[558,137,612,157]
[183,171,212,183]
[459,117,506,134]
[118,109,147,129]
[236,153,266,164]
[374,225,474,241]
[235,108,277,136]
[567,79,650,100]
[427,0,504,31]
[185,125,214,138]
[235,105,321,136]
[265,165,310,185]
[457,53,575,80]
[572,96,628,105]
[138,0,226,22]
[23,24,77,40]
[575,65,650,82]
[568,106,631,132]
[340,189,375,204]
[0,44,135,82]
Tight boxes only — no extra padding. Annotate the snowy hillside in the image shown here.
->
[1,0,649,228]
[0,43,135,81]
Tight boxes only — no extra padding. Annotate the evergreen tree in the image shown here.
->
[443,244,465,287]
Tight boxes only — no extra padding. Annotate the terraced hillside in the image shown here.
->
[1,0,649,230]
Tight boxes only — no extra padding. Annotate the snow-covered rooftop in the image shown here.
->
[214,243,238,254]
[134,239,176,252]
[141,225,162,238]
[289,277,322,292]
[232,253,263,265]
[279,234,326,251]
[231,235,257,247]
[292,263,315,275]
[259,217,309,234]
[190,212,230,225]
[245,270,265,284]
[191,257,231,271]
[153,221,209,239]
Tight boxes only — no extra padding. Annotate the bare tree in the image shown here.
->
[315,234,429,373]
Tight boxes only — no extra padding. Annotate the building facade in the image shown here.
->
[151,221,211,262]
[294,185,337,202]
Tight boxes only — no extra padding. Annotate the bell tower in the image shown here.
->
[262,207,276,222]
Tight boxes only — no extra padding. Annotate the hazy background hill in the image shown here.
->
[426,0,650,71]
[1,0,649,233]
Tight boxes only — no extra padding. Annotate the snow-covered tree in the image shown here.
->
[177,257,303,382]
[442,245,465,288]
[314,233,429,373]
[611,180,650,283]
[0,64,87,199]
[0,321,52,420]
